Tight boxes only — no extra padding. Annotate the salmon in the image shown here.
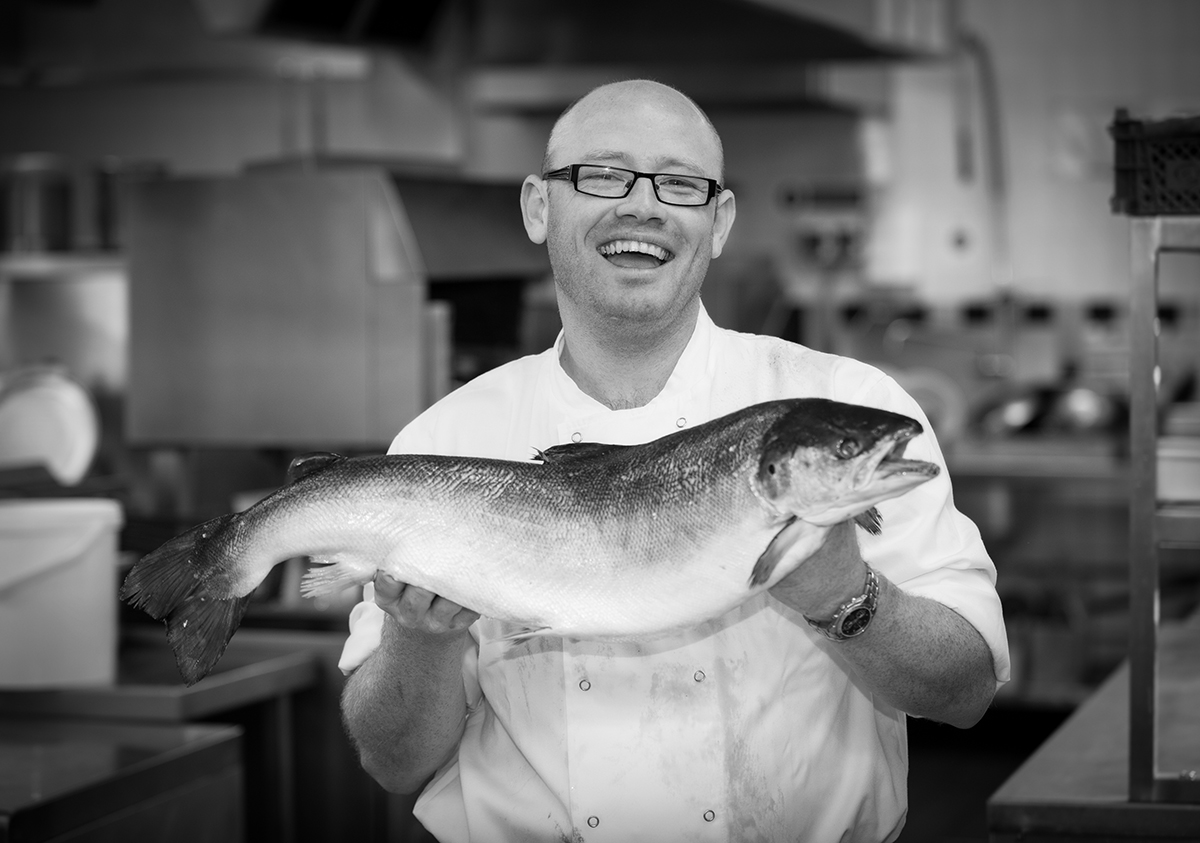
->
[120,398,939,685]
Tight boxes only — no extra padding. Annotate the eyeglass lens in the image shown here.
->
[575,166,711,206]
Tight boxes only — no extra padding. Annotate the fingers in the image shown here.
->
[373,573,480,634]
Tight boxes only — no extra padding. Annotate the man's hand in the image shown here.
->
[373,573,480,635]
[343,573,479,794]
[768,518,997,727]
[768,520,866,621]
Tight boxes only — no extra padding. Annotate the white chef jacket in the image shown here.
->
[340,305,1010,843]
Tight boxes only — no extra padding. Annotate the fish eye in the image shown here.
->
[836,438,863,459]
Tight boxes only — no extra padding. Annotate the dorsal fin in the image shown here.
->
[536,442,630,463]
[286,452,344,485]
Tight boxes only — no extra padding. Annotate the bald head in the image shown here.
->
[542,79,724,181]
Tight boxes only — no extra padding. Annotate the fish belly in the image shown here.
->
[370,495,787,638]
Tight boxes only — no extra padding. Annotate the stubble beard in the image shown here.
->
[547,230,711,349]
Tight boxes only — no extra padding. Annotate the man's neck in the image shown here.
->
[558,306,699,410]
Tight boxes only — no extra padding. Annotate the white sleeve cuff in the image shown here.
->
[338,582,386,675]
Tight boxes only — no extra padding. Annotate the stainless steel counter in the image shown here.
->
[0,627,319,843]
[988,613,1200,840]
[0,718,243,842]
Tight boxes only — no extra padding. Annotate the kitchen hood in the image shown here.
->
[243,157,549,282]
[124,164,549,448]
[193,0,914,63]
[391,171,546,281]
[194,0,446,51]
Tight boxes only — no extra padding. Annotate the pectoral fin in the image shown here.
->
[751,514,871,588]
[750,517,799,587]
[854,506,882,536]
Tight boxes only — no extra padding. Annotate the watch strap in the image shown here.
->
[804,565,880,641]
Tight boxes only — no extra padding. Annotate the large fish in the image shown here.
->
[121,397,939,685]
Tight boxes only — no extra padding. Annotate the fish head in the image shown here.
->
[754,399,940,525]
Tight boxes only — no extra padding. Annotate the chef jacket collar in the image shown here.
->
[548,304,716,420]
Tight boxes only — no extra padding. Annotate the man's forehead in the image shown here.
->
[550,90,722,173]
[572,148,711,175]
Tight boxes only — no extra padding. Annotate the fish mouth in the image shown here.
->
[870,435,940,482]
[795,428,940,528]
[599,238,675,269]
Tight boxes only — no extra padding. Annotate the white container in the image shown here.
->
[1158,437,1200,502]
[0,499,123,687]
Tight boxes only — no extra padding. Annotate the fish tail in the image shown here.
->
[120,514,251,686]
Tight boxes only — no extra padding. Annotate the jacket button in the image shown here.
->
[676,417,687,428]
[571,432,583,443]
[587,816,600,828]
[703,810,716,822]
[579,679,591,691]
[694,669,706,682]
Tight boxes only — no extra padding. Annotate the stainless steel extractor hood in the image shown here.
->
[124,164,548,448]
[191,0,915,63]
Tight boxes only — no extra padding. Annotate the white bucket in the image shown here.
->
[0,498,123,687]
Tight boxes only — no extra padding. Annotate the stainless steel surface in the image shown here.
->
[987,615,1200,840]
[124,166,548,447]
[125,169,425,447]
[0,628,321,843]
[0,154,72,254]
[1127,215,1200,804]
[0,718,243,842]
[0,629,319,721]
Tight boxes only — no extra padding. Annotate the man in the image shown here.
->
[340,79,1009,842]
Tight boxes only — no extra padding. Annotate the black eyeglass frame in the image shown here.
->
[542,164,724,207]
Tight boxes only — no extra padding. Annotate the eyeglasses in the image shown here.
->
[543,164,723,207]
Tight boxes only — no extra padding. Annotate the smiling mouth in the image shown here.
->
[599,239,674,268]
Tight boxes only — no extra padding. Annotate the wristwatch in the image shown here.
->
[805,566,880,641]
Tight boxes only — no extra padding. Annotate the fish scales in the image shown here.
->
[120,398,940,685]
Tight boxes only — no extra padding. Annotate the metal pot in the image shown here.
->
[0,153,73,253]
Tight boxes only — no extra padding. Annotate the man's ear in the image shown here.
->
[521,175,549,245]
[710,189,736,259]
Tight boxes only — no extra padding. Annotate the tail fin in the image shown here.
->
[120,514,251,686]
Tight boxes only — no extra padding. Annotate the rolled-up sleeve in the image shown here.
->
[338,582,387,675]
[844,369,1011,687]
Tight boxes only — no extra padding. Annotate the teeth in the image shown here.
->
[600,240,671,261]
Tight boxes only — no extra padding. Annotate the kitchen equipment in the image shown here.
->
[1110,108,1200,216]
[885,365,968,447]
[0,498,122,687]
[0,153,72,253]
[124,166,546,447]
[0,719,242,841]
[0,367,99,485]
[1157,436,1200,502]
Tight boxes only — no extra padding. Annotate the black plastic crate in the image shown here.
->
[1111,108,1200,216]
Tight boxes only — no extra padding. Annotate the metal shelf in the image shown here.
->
[1159,505,1200,547]
[0,252,126,281]
[1127,215,1200,804]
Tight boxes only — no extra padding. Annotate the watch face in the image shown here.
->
[839,607,873,637]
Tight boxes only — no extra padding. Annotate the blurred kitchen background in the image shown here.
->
[1,0,1199,840]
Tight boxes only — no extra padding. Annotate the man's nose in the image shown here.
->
[616,174,665,219]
